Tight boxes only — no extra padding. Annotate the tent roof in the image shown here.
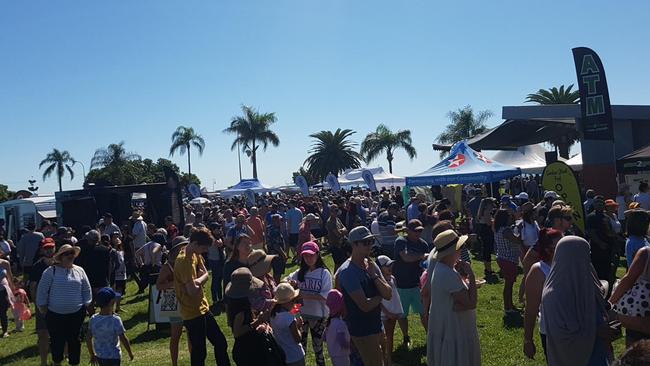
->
[619,144,650,162]
[488,144,549,174]
[406,141,521,186]
[322,167,405,188]
[220,179,277,198]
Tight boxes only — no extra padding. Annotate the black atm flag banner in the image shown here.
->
[572,47,614,140]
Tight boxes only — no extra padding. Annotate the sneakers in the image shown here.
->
[1,332,9,338]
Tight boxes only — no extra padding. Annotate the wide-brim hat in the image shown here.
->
[246,249,276,278]
[432,229,468,260]
[169,236,189,252]
[225,267,264,299]
[274,282,300,304]
[53,244,81,262]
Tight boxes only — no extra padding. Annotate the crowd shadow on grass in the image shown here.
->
[130,329,169,344]
[123,293,148,305]
[0,344,38,364]
[123,311,149,330]
[393,344,427,366]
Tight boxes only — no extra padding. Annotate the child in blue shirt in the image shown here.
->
[87,287,134,366]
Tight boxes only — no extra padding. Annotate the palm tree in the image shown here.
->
[90,141,141,169]
[360,124,416,173]
[304,129,363,182]
[223,105,280,179]
[39,148,75,192]
[436,106,492,156]
[525,84,580,158]
[169,126,205,175]
[525,84,579,104]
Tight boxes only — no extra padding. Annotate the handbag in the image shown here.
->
[255,331,286,366]
[613,248,650,317]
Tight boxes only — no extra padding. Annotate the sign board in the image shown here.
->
[326,174,341,192]
[361,169,377,191]
[542,161,585,232]
[188,184,201,199]
[294,175,310,196]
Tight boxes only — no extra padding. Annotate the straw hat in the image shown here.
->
[432,230,468,260]
[225,267,264,299]
[53,244,81,263]
[246,250,276,278]
[274,282,300,304]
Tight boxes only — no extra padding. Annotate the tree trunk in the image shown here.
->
[58,176,62,192]
[186,143,192,175]
[252,141,258,179]
[388,158,393,174]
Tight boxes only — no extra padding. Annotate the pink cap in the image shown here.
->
[326,289,344,316]
[300,241,320,256]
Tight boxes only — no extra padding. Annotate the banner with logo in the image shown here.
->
[572,47,614,140]
[187,183,201,198]
[244,189,256,205]
[361,169,377,191]
[326,173,341,192]
[542,161,585,231]
[294,175,310,196]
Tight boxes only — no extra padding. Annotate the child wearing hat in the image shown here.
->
[325,289,350,366]
[271,282,306,366]
[87,287,133,366]
[376,255,403,366]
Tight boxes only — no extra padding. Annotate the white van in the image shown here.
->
[0,196,56,242]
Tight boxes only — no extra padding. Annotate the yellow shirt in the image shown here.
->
[173,247,210,320]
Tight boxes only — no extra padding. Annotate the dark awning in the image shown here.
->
[432,118,576,151]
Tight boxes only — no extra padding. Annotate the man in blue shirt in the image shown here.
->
[285,200,303,261]
[337,226,392,366]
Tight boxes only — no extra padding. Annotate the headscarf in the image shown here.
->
[541,236,607,366]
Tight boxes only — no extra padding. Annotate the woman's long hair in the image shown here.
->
[226,296,252,328]
[229,234,250,261]
[493,209,511,232]
[297,253,327,282]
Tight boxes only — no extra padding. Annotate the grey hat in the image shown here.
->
[169,236,189,252]
[348,226,375,243]
[85,229,100,242]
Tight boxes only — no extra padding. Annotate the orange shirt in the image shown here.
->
[247,216,265,245]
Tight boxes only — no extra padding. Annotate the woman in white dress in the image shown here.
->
[426,229,480,366]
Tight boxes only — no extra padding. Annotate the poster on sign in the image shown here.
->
[542,161,585,232]
[326,173,341,192]
[294,175,310,196]
[148,285,176,324]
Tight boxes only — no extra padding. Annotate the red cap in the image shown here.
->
[300,241,320,256]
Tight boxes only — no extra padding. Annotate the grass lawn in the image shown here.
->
[0,253,627,365]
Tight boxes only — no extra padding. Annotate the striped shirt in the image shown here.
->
[494,226,520,264]
[36,264,92,314]
[378,212,397,249]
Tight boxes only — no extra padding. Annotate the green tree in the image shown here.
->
[90,141,141,169]
[169,126,205,175]
[436,106,492,157]
[360,124,416,174]
[85,158,200,187]
[525,84,579,104]
[39,148,75,192]
[525,84,580,158]
[223,105,280,179]
[0,184,15,203]
[292,167,319,187]
[304,129,363,182]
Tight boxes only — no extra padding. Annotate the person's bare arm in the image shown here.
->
[451,262,477,311]
[232,312,250,338]
[119,333,134,360]
[348,289,383,313]
[87,333,97,365]
[523,265,544,358]
[155,265,173,291]
[289,320,302,343]
[610,249,648,304]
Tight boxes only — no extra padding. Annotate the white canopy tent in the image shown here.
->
[564,153,583,171]
[487,144,549,174]
[220,179,278,198]
[322,167,405,189]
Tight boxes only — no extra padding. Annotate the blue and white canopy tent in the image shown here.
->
[220,179,277,198]
[406,141,521,186]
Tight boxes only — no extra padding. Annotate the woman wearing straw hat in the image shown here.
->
[246,249,278,314]
[426,230,480,366]
[36,244,92,366]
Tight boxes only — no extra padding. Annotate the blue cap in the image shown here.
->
[95,287,121,307]
[500,195,511,202]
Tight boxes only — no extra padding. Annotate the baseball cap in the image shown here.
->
[300,241,320,256]
[515,192,529,200]
[348,226,375,242]
[500,195,511,203]
[103,212,113,219]
[95,287,121,307]
[40,238,56,248]
[376,255,395,267]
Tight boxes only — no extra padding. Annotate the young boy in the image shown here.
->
[87,287,134,366]
[377,255,404,366]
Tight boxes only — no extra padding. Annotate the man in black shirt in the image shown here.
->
[80,230,111,295]
[585,197,616,287]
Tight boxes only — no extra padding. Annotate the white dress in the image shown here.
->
[427,262,481,366]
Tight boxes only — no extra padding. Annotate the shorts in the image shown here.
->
[35,308,48,331]
[397,287,423,316]
[381,312,404,322]
[497,258,518,283]
[288,233,299,248]
[168,316,183,326]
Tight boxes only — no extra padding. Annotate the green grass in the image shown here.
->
[0,254,627,365]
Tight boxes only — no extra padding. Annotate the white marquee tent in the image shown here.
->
[323,167,405,188]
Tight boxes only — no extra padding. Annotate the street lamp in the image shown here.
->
[72,159,86,184]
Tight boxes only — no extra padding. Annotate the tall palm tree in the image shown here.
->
[304,129,363,182]
[525,84,579,104]
[39,148,75,192]
[223,105,280,179]
[169,126,205,175]
[436,106,492,156]
[90,141,141,169]
[360,124,416,173]
[525,84,580,158]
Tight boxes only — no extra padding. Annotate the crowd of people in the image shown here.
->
[1,179,650,366]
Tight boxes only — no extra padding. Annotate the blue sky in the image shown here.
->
[2,1,649,194]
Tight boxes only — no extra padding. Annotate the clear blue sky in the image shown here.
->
[2,1,649,194]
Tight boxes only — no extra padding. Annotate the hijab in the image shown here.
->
[541,236,607,366]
